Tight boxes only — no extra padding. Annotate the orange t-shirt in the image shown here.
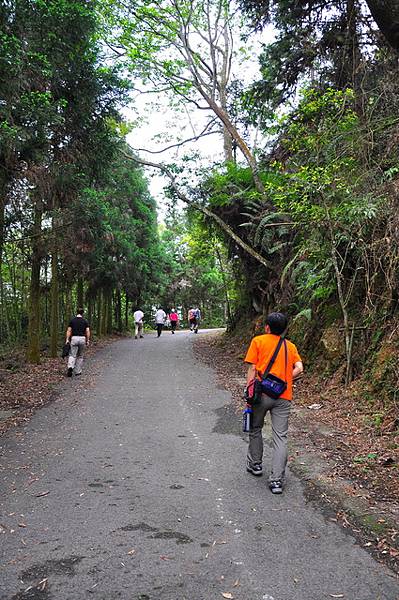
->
[244,334,302,401]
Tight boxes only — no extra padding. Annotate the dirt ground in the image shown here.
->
[0,336,120,436]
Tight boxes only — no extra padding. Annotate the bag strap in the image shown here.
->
[261,337,287,380]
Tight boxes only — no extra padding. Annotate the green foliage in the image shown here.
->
[157,210,239,327]
[0,0,163,352]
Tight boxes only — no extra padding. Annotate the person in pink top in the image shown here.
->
[169,308,179,334]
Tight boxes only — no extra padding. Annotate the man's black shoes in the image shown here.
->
[269,480,283,494]
[67,367,73,377]
[246,462,263,476]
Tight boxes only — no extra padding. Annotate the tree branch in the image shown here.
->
[130,122,219,155]
[123,152,271,269]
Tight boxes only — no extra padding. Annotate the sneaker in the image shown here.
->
[67,367,73,377]
[140,335,144,338]
[269,480,283,494]
[135,335,138,339]
[246,462,263,476]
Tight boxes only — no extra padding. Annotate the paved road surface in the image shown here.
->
[0,330,398,600]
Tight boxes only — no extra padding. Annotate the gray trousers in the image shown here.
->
[135,321,143,337]
[247,394,291,482]
[67,336,86,374]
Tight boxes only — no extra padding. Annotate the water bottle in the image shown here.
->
[242,404,253,432]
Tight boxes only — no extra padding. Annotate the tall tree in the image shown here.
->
[102,0,266,193]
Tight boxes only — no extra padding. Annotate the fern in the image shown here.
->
[292,308,312,323]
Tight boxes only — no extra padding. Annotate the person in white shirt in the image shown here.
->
[154,308,166,337]
[133,309,144,339]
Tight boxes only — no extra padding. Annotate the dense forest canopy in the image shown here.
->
[0,0,398,423]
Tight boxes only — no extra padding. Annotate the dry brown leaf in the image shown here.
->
[35,491,50,497]
[127,549,136,555]
[221,593,233,599]
[233,579,240,587]
[329,595,344,598]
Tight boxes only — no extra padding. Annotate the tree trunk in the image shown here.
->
[214,243,232,324]
[27,202,43,364]
[344,0,363,111]
[198,90,266,195]
[49,244,59,358]
[0,170,7,275]
[115,289,122,332]
[65,285,73,329]
[125,290,129,330]
[220,23,233,162]
[106,288,113,333]
[96,291,102,336]
[99,289,108,336]
[0,173,7,343]
[77,277,84,308]
[326,209,352,385]
[365,0,399,51]
[88,293,94,327]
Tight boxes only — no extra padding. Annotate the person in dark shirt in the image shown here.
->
[65,308,90,377]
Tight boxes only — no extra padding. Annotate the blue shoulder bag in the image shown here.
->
[259,337,288,399]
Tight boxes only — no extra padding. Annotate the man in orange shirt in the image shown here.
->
[244,312,303,494]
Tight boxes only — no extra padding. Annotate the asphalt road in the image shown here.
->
[0,330,398,600]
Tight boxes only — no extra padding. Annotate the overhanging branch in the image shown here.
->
[130,121,219,155]
[123,151,272,269]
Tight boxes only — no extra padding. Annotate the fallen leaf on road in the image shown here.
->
[160,555,173,561]
[329,595,344,598]
[233,579,240,587]
[35,491,50,497]
[222,593,233,599]
[38,579,48,591]
[18,523,27,528]
[127,549,136,555]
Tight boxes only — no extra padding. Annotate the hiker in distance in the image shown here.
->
[169,308,179,333]
[154,307,166,337]
[244,312,303,495]
[188,306,201,333]
[133,308,144,339]
[65,308,91,377]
